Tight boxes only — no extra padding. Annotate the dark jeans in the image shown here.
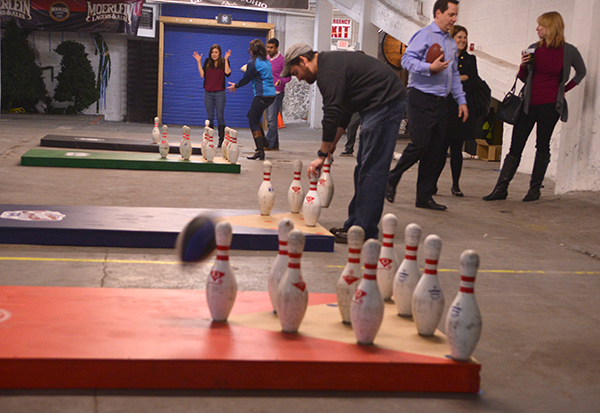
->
[248,95,275,133]
[344,112,361,153]
[388,88,450,205]
[344,98,406,240]
[265,92,284,148]
[509,103,560,159]
[204,90,226,128]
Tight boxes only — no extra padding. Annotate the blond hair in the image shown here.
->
[537,11,565,48]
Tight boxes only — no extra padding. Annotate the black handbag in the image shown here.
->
[496,76,524,125]
[467,79,491,118]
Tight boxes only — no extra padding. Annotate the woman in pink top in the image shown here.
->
[193,45,232,147]
[483,11,586,202]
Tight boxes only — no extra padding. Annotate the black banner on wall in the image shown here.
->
[1,0,144,34]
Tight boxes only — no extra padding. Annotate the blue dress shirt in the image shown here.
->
[401,22,467,106]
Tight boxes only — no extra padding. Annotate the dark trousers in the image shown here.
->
[265,92,284,148]
[344,112,362,153]
[388,88,450,205]
[204,90,226,128]
[344,98,405,239]
[247,96,275,133]
[509,103,560,159]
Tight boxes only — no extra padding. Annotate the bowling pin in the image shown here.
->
[201,120,210,160]
[228,129,239,165]
[222,127,230,159]
[151,116,160,143]
[159,125,169,158]
[336,225,364,323]
[377,213,399,301]
[277,229,308,333]
[205,128,215,162]
[302,173,321,227]
[287,159,304,214]
[445,250,482,361]
[206,221,237,322]
[350,239,384,345]
[180,125,192,160]
[258,160,275,216]
[393,223,422,317]
[412,234,445,336]
[317,156,334,208]
[268,218,294,313]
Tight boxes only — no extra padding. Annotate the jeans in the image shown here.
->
[344,98,406,240]
[509,103,560,159]
[204,90,226,128]
[265,92,284,148]
[247,96,275,133]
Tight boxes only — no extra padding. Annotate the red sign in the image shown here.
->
[332,18,351,39]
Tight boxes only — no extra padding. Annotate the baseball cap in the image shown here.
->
[280,42,313,77]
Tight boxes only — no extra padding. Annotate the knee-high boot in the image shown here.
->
[522,152,550,202]
[217,125,225,148]
[247,130,265,160]
[482,154,520,201]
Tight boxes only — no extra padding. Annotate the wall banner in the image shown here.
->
[1,0,144,34]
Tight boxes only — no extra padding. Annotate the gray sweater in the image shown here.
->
[521,42,586,122]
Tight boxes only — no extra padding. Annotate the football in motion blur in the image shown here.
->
[175,214,217,263]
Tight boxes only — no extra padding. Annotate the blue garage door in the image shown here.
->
[162,25,269,128]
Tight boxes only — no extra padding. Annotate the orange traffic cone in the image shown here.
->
[277,112,286,129]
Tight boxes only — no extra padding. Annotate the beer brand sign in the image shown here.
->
[1,0,143,34]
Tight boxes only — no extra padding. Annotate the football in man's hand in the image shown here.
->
[426,43,444,63]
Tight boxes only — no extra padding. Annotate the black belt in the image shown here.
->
[409,88,449,101]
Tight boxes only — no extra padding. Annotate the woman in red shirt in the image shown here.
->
[483,11,586,202]
[193,45,232,147]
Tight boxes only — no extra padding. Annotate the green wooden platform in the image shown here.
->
[21,148,240,173]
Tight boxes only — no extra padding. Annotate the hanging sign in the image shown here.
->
[331,18,351,39]
[1,0,144,34]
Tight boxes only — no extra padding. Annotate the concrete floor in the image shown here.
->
[0,114,599,412]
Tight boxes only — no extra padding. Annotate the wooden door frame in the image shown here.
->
[157,16,275,121]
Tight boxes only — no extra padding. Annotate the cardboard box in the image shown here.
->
[476,139,501,161]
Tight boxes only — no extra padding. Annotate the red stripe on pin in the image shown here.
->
[278,250,288,255]
[461,276,476,283]
[348,258,360,264]
[289,253,302,259]
[288,263,300,269]
[382,242,393,248]
[404,255,416,260]
[363,274,376,280]
[383,233,393,239]
[406,245,418,251]
[217,245,230,251]
[460,287,474,293]
[279,241,288,246]
[348,248,361,254]
[425,259,438,265]
[216,255,229,261]
[424,268,437,275]
[364,264,377,270]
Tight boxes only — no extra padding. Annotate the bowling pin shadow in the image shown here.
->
[416,333,445,344]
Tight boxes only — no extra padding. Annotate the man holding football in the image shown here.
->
[386,0,468,210]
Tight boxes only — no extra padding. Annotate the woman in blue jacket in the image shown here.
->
[227,39,276,160]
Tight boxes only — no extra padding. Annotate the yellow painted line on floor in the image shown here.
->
[1,257,598,275]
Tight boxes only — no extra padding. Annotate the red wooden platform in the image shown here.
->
[0,286,480,392]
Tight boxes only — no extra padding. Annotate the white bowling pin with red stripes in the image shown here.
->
[393,223,422,316]
[205,128,215,162]
[258,160,275,216]
[222,127,230,159]
[445,250,482,361]
[201,120,210,160]
[151,116,160,143]
[206,221,237,322]
[336,225,364,324]
[228,129,239,165]
[350,239,384,344]
[377,213,399,301]
[180,125,192,160]
[277,229,308,333]
[159,125,169,158]
[288,159,304,214]
[317,156,334,208]
[302,173,321,227]
[412,234,445,336]
[268,218,294,313]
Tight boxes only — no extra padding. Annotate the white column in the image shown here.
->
[309,0,333,129]
[357,0,379,57]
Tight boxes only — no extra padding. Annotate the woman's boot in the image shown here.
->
[482,154,520,201]
[523,153,550,202]
[247,130,265,160]
[217,125,225,148]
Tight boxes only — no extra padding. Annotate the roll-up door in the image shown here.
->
[162,24,269,127]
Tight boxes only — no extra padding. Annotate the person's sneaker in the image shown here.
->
[340,150,353,157]
[329,226,347,235]
[334,232,348,244]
